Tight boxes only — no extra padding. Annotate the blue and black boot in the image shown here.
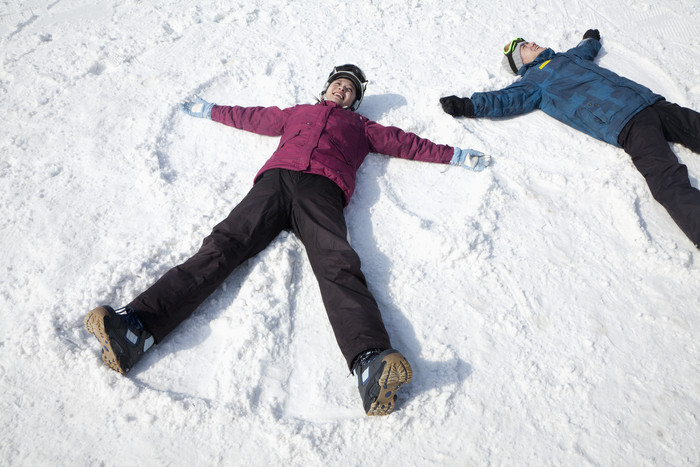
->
[84,305,154,374]
[353,348,413,416]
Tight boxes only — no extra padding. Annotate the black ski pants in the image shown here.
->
[129,169,392,369]
[618,100,700,247]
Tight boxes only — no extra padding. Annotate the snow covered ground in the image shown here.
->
[1,0,699,465]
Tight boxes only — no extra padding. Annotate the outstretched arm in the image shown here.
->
[449,79,542,119]
[441,79,542,119]
[366,121,491,172]
[180,96,290,136]
[567,29,602,61]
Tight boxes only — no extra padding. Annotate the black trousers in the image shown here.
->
[129,169,391,368]
[618,101,700,247]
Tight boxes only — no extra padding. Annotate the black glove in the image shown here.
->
[440,96,474,118]
[583,29,600,41]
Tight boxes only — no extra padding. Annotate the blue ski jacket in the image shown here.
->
[470,38,663,147]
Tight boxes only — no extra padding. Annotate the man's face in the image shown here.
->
[324,78,357,108]
[520,42,546,64]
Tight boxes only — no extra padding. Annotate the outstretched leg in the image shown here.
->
[288,172,392,369]
[654,101,700,153]
[129,170,290,341]
[619,104,700,246]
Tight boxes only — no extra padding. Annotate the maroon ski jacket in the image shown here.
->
[211,100,454,204]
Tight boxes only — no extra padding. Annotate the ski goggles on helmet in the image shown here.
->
[331,64,368,86]
[503,38,525,74]
[322,64,368,111]
[503,37,525,55]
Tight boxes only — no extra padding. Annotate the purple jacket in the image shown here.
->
[211,100,454,204]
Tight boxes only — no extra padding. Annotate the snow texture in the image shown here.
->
[1,0,699,465]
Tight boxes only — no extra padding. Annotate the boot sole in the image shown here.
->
[84,306,127,374]
[367,352,413,416]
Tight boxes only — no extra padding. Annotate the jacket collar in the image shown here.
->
[519,48,555,75]
[319,99,354,111]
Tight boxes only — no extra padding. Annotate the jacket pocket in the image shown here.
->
[277,129,301,150]
[583,102,609,123]
[328,134,361,167]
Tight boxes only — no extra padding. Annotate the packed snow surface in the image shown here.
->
[1,0,699,465]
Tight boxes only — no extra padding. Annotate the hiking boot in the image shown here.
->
[84,305,154,374]
[353,349,413,416]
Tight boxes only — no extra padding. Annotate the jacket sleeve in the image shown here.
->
[566,37,601,61]
[365,121,454,164]
[470,80,542,118]
[210,105,290,136]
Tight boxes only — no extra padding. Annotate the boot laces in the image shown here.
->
[114,306,146,332]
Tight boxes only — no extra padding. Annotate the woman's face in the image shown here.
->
[324,78,357,108]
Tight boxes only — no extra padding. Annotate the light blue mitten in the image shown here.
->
[180,96,215,119]
[450,147,491,172]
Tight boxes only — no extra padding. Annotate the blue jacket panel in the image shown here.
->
[470,39,663,146]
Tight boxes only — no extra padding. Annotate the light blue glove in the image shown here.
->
[450,147,491,172]
[180,96,215,119]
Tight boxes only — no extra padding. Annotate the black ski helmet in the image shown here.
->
[320,64,368,111]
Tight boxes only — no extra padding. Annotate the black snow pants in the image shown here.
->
[128,169,392,369]
[617,100,700,247]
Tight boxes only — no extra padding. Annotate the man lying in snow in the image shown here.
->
[441,29,700,248]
